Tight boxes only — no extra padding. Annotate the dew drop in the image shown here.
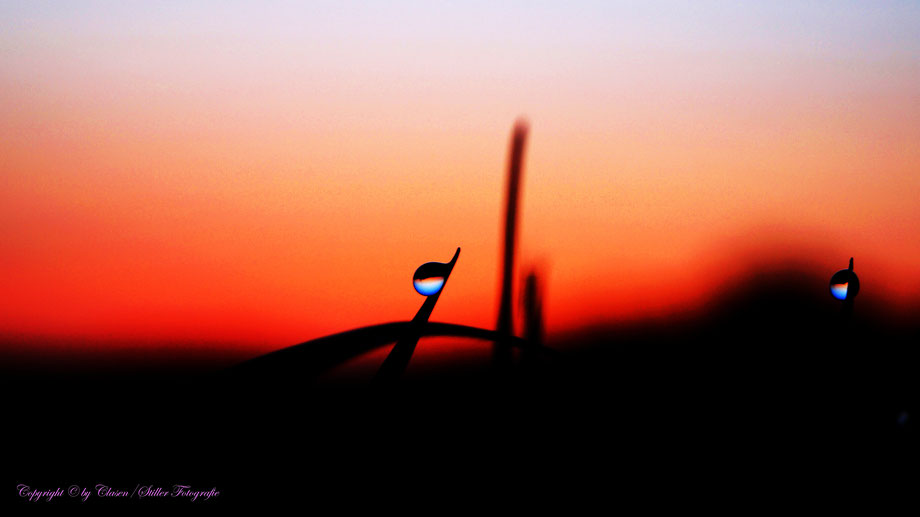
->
[829,268,859,300]
[413,261,451,296]
[411,249,459,296]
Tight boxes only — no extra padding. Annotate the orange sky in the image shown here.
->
[2,3,919,354]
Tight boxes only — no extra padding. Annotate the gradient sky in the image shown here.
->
[2,1,919,353]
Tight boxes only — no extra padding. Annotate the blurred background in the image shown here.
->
[1,1,918,362]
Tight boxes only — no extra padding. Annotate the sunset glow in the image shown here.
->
[2,2,919,357]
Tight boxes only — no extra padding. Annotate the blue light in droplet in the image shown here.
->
[414,277,445,296]
[830,262,859,301]
[830,283,848,300]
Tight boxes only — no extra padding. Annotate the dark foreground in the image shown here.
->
[3,269,918,508]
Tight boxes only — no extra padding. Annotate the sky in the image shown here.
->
[2,1,919,354]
